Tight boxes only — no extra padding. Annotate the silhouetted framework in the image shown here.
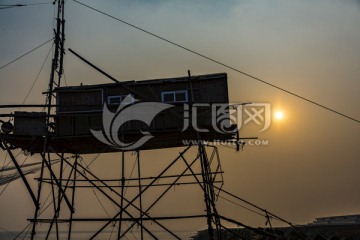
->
[0,98,233,238]
[0,72,235,155]
[19,144,224,239]
[0,1,228,238]
[0,1,301,239]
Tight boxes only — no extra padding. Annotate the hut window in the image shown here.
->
[161,90,188,103]
[108,96,122,105]
[108,95,134,105]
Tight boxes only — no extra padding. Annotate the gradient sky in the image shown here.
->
[0,0,359,235]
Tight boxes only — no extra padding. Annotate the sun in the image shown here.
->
[275,111,284,120]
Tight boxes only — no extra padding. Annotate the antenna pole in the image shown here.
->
[31,1,66,239]
[46,0,65,116]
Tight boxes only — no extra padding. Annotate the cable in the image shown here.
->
[72,0,359,124]
[10,157,69,240]
[79,158,112,217]
[0,3,53,7]
[19,43,54,110]
[124,155,137,195]
[18,1,57,108]
[0,6,19,10]
[0,180,10,196]
[20,224,31,240]
[79,157,133,240]
[11,223,31,240]
[218,195,266,218]
[0,226,16,237]
[18,2,54,6]
[0,161,45,173]
[216,186,306,237]
[0,38,54,71]
[0,2,53,10]
[0,151,29,197]
[63,70,68,86]
[0,153,9,178]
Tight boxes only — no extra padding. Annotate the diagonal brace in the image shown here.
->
[3,143,39,209]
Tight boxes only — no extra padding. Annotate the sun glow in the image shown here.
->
[275,111,284,120]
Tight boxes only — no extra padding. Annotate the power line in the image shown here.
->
[72,0,360,124]
[0,226,16,237]
[0,2,53,10]
[19,43,54,109]
[0,154,30,198]
[0,6,19,10]
[218,195,266,218]
[0,153,9,178]
[216,186,302,232]
[0,4,26,10]
[0,38,54,71]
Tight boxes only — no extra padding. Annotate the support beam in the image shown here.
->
[30,155,45,240]
[4,143,38,209]
[119,148,201,239]
[37,160,77,239]
[117,148,125,240]
[68,155,78,240]
[39,180,223,188]
[219,215,277,238]
[50,151,159,240]
[40,153,74,213]
[91,145,192,239]
[137,151,144,240]
[37,171,223,182]
[30,215,207,223]
[68,48,152,102]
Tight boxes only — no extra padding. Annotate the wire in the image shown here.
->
[216,186,306,236]
[0,181,10,196]
[79,158,133,240]
[0,150,36,178]
[19,43,54,110]
[218,195,266,217]
[10,161,69,240]
[0,38,54,71]
[0,6,19,10]
[0,153,9,178]
[72,0,360,124]
[11,223,32,240]
[63,70,68,86]
[0,154,29,197]
[0,161,45,173]
[0,226,16,237]
[124,155,137,195]
[0,2,53,10]
[20,224,31,240]
[79,158,112,216]
[18,2,54,6]
[0,3,53,6]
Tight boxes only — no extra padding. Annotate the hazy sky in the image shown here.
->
[0,0,359,236]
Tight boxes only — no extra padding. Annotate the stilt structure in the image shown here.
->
[0,1,243,239]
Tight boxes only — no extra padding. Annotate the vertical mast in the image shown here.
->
[46,0,65,116]
[31,1,65,239]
